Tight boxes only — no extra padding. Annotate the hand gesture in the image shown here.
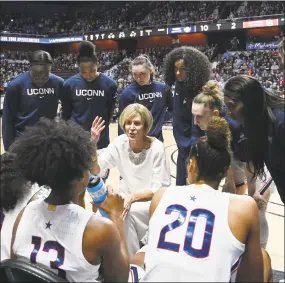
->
[121,194,135,220]
[91,116,105,143]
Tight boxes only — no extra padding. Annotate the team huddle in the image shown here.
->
[1,39,284,282]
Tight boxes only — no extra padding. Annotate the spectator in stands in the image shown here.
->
[163,46,211,186]
[224,75,285,204]
[118,55,172,142]
[9,118,130,282]
[90,104,171,257]
[2,50,64,151]
[60,41,117,150]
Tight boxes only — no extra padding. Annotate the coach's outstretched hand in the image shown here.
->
[91,116,105,143]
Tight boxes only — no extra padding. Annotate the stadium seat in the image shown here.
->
[0,258,69,282]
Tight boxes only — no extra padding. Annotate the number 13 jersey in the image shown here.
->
[13,199,100,282]
[144,184,245,282]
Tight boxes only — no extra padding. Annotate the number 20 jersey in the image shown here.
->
[144,184,245,282]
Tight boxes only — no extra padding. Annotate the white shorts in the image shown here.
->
[231,158,276,194]
[128,264,146,283]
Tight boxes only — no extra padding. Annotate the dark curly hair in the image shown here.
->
[163,46,212,98]
[10,118,97,194]
[188,116,231,184]
[0,152,31,212]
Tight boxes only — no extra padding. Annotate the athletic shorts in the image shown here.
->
[231,158,276,194]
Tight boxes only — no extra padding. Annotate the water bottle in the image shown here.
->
[86,174,109,218]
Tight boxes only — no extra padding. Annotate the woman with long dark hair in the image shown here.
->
[224,75,285,203]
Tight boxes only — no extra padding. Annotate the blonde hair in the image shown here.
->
[119,103,153,134]
[130,55,155,77]
[193,80,223,111]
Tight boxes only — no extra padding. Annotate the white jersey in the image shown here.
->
[13,200,100,282]
[144,184,245,282]
[1,183,41,261]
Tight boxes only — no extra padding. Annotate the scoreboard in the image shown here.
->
[84,17,282,41]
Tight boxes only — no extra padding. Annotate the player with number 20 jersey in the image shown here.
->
[145,184,244,282]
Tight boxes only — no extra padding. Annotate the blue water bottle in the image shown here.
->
[86,174,109,218]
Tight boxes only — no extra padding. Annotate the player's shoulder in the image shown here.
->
[229,193,258,221]
[121,82,137,97]
[7,72,29,88]
[49,73,64,84]
[63,73,81,86]
[99,73,117,88]
[84,214,119,248]
[152,81,166,89]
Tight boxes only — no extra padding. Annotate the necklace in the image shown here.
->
[128,147,147,165]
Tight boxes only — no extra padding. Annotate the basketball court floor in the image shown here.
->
[1,122,284,280]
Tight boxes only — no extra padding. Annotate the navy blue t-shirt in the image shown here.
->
[118,81,171,142]
[2,72,64,150]
[60,73,117,149]
[172,81,205,149]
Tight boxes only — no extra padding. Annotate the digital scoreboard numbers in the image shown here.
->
[196,21,243,32]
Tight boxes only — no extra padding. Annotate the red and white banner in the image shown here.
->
[243,18,279,29]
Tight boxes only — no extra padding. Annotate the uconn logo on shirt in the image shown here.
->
[76,89,105,98]
[27,88,55,96]
[138,92,162,101]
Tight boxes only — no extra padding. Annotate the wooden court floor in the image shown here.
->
[1,122,284,276]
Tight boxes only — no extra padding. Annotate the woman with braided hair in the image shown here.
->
[163,46,211,185]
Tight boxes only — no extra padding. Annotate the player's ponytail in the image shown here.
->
[193,80,223,112]
[77,41,98,64]
[189,116,231,184]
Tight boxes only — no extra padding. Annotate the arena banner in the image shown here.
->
[243,18,279,29]
[246,41,280,50]
[0,35,83,44]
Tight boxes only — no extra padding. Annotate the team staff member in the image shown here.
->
[163,46,211,185]
[60,41,117,149]
[118,55,172,142]
[2,50,64,151]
